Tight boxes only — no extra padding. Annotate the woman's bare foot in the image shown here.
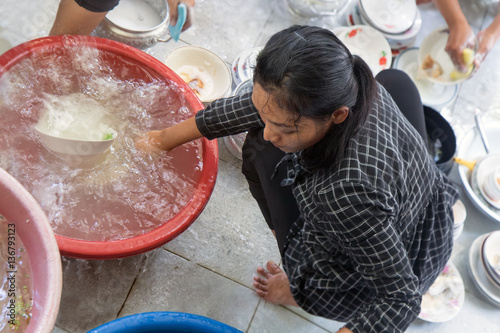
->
[253,260,298,307]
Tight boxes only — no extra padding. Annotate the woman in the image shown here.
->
[138,25,459,332]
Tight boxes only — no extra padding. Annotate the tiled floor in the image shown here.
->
[1,0,500,332]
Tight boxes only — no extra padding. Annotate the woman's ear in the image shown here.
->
[330,106,349,125]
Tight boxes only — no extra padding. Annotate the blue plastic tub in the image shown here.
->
[87,312,243,333]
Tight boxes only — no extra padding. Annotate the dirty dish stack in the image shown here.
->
[469,232,500,306]
[333,25,392,76]
[345,0,421,55]
[223,80,254,160]
[231,47,263,86]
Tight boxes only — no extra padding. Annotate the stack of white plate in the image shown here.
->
[231,47,263,86]
[223,80,254,160]
[469,232,500,306]
[333,25,392,76]
[345,0,421,54]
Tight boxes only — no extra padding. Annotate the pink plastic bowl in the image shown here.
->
[0,36,218,259]
[0,168,62,333]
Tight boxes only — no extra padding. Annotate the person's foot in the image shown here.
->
[253,260,298,307]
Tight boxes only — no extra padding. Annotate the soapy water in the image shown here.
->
[0,44,204,241]
[37,93,116,141]
[0,215,33,331]
[106,0,164,31]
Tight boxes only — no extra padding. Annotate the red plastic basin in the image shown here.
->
[0,36,218,259]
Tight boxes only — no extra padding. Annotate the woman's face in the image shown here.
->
[252,83,339,153]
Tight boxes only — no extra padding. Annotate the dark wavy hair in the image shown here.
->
[253,25,377,170]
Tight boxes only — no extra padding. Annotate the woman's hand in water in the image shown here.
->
[136,116,204,153]
[135,130,167,153]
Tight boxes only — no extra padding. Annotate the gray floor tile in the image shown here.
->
[55,254,145,333]
[164,158,281,286]
[119,248,258,331]
[247,302,336,333]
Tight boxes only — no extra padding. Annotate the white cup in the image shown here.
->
[483,167,500,201]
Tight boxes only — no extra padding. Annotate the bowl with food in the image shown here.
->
[164,45,232,104]
[418,27,478,85]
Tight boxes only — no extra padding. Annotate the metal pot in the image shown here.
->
[424,106,456,175]
[95,0,170,49]
[284,0,349,17]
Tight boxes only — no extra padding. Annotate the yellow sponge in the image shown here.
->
[450,65,473,80]
[462,48,475,66]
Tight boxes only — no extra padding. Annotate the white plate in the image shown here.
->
[457,123,500,223]
[469,234,500,305]
[335,25,391,76]
[481,231,500,286]
[418,27,476,85]
[393,47,458,108]
[359,0,417,35]
[346,4,420,54]
[474,156,500,210]
[231,55,243,85]
[418,262,465,322]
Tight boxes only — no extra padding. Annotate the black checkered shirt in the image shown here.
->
[195,85,459,333]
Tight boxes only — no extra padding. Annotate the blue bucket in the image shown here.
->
[88,312,243,333]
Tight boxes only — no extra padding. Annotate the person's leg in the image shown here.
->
[241,127,300,255]
[375,69,428,143]
[49,0,119,36]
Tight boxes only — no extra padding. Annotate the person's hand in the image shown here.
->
[475,25,500,68]
[167,0,195,32]
[135,130,166,153]
[445,23,476,72]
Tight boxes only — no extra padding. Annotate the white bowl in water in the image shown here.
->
[164,46,232,104]
[35,126,117,156]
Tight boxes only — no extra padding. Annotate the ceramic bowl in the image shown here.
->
[35,125,117,156]
[418,262,465,322]
[482,167,500,203]
[334,25,391,75]
[452,199,466,240]
[392,48,458,108]
[165,46,232,104]
[471,154,500,211]
[469,234,500,306]
[358,0,417,35]
[348,2,420,53]
[481,231,500,286]
[418,27,478,85]
[237,47,262,83]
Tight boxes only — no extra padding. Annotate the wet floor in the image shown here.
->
[1,0,500,332]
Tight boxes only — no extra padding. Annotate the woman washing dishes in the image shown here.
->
[137,26,459,332]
